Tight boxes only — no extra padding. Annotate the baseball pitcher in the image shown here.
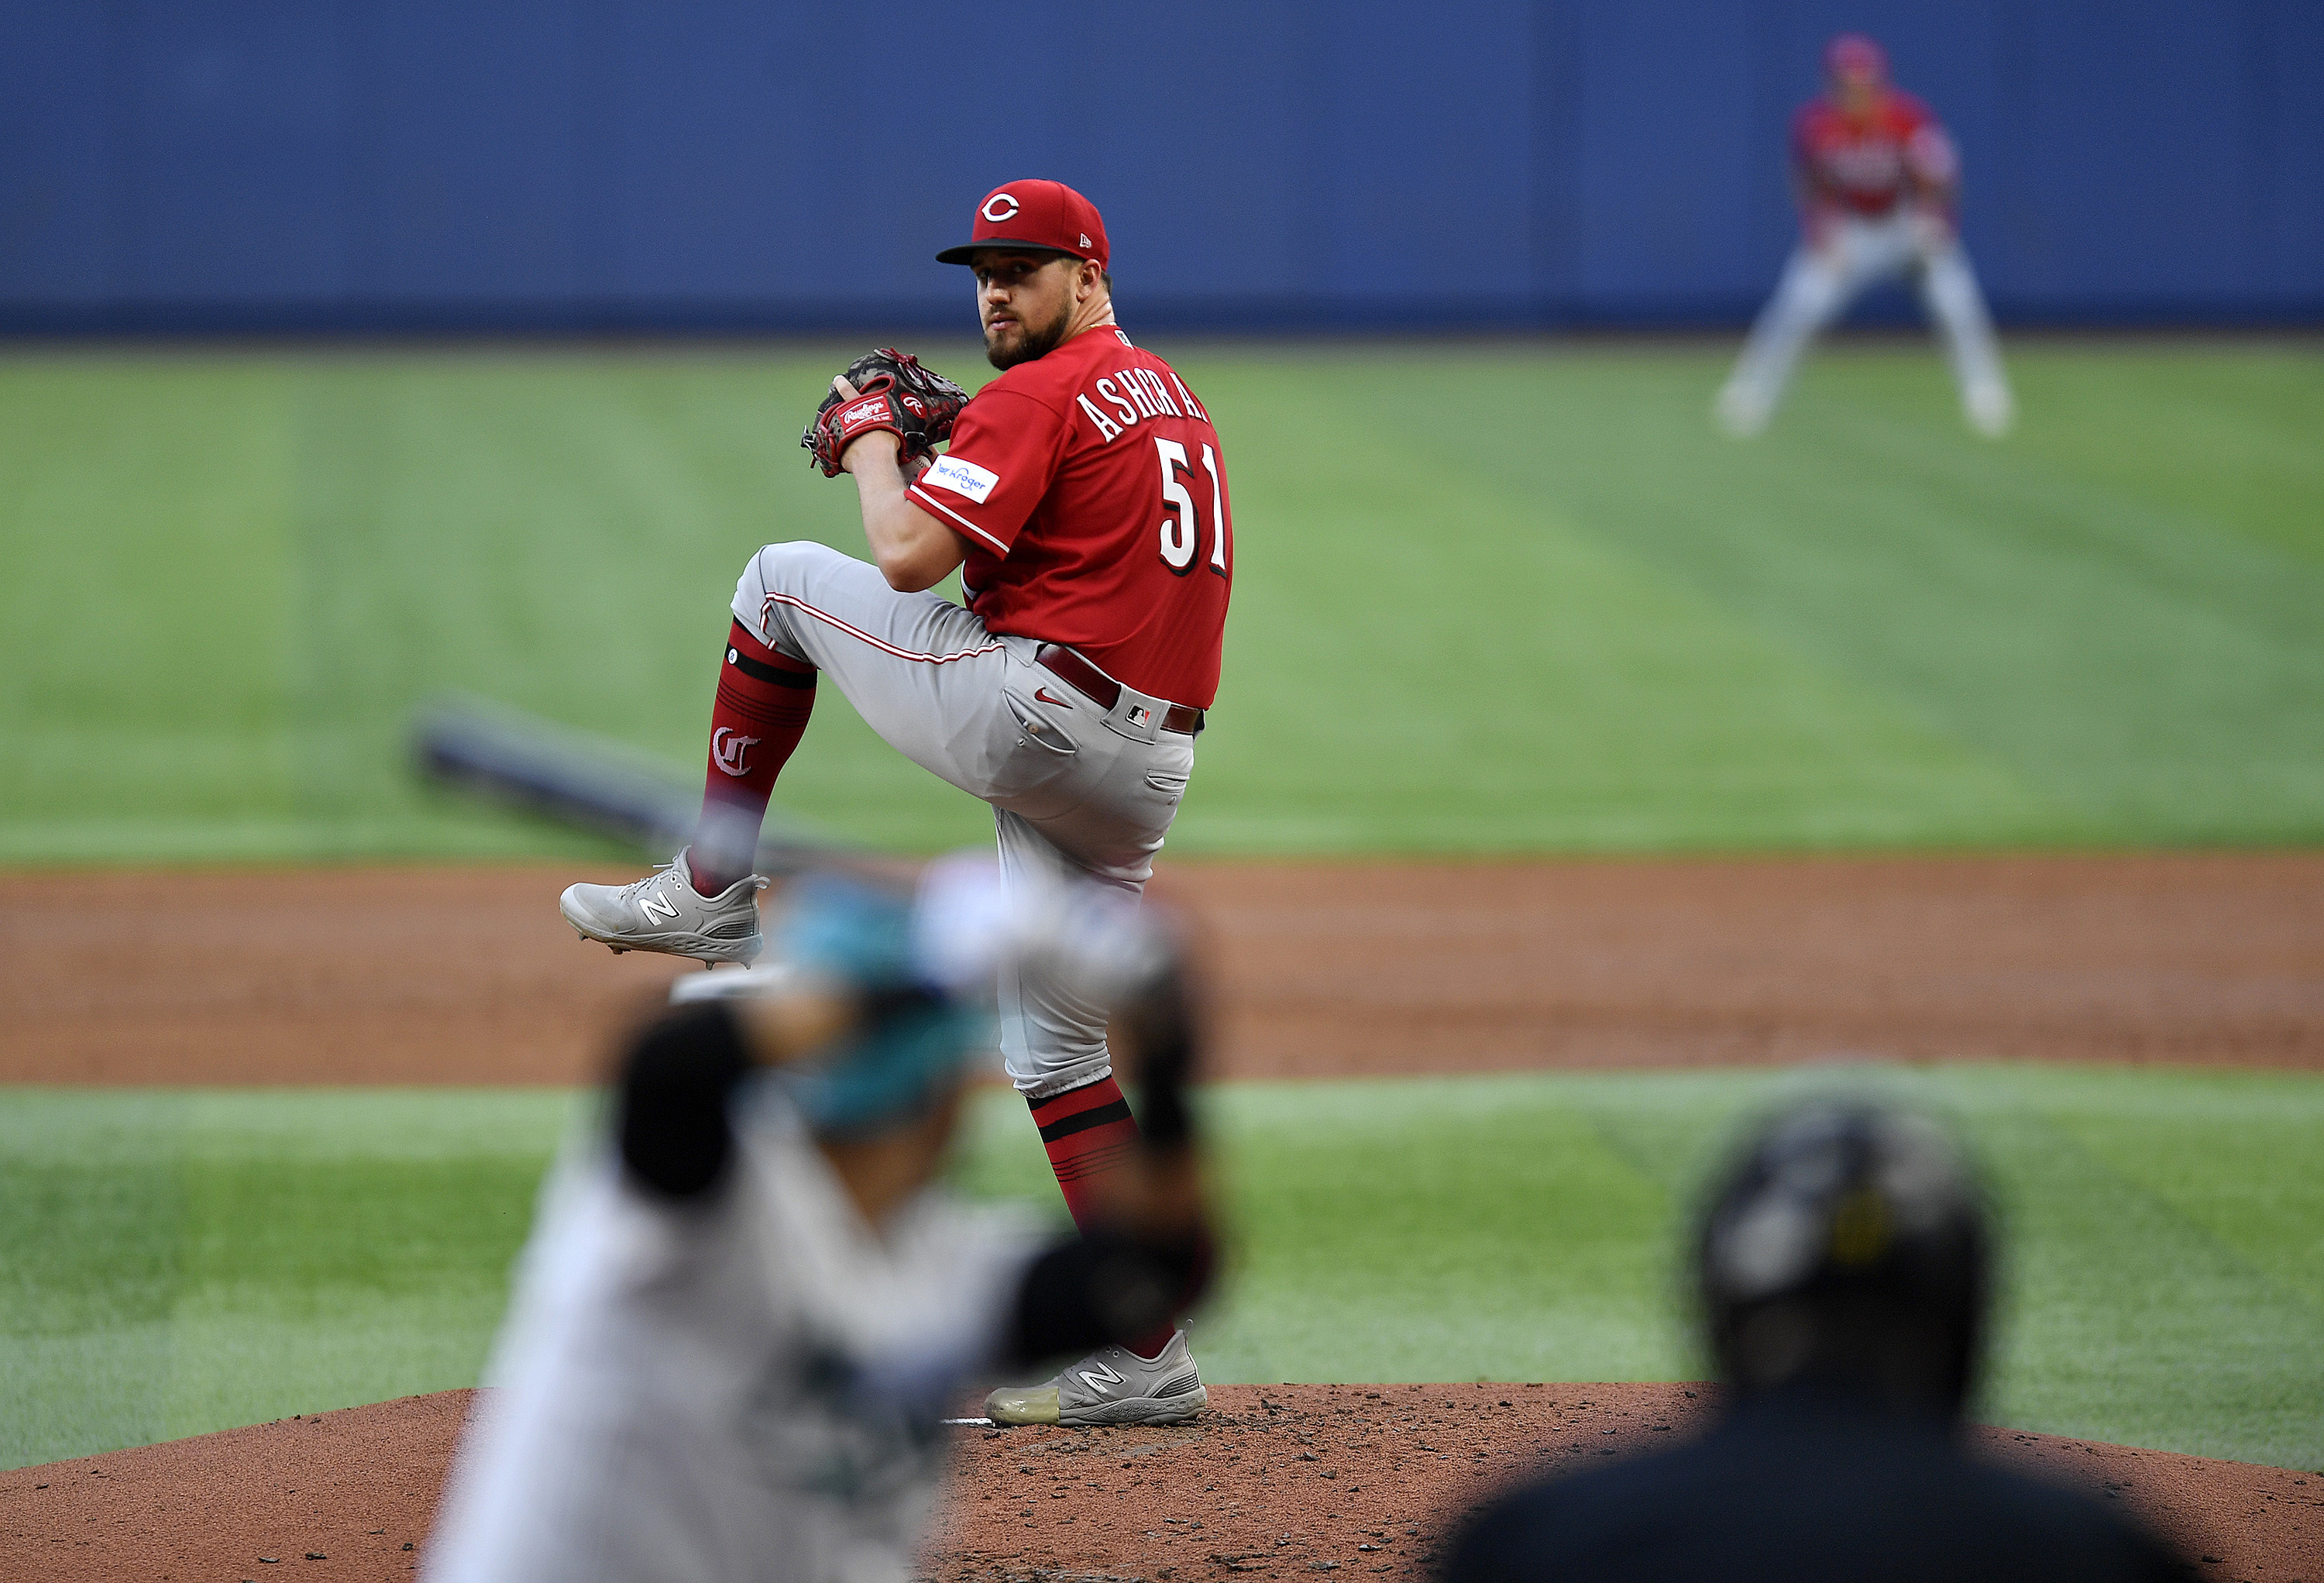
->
[429,860,1216,1583]
[556,178,1232,1426]
[1716,34,2013,438]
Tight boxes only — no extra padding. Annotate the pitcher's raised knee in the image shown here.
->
[732,541,850,654]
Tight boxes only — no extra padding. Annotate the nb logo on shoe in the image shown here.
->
[1075,1361,1126,1395]
[713,728,759,777]
[639,893,681,922]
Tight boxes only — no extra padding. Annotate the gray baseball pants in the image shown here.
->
[734,540,1196,1099]
[1720,208,2011,428]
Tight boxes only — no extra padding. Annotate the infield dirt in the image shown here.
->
[5,851,2321,1085]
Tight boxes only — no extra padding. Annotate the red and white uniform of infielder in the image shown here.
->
[1717,34,2013,437]
[736,286,1229,1104]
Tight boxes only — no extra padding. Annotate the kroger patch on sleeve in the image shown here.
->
[922,456,1001,504]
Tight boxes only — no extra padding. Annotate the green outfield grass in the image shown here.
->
[6,1066,2319,1472]
[4,341,2320,862]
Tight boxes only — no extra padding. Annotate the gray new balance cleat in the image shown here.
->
[985,1330,1206,1427]
[559,848,768,965]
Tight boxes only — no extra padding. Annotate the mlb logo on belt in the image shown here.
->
[1126,704,1153,729]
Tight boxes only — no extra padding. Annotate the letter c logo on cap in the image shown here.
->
[982,193,1020,222]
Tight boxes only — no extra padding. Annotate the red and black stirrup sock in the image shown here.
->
[690,620,816,896]
[1030,1073,1177,1360]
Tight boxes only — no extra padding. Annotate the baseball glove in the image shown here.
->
[801,349,971,477]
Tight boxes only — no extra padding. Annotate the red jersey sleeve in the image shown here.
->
[907,387,1068,559]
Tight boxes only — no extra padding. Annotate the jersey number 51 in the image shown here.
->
[1153,438,1230,578]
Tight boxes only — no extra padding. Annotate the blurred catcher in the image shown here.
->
[1446,1100,2187,1583]
[1716,34,2014,438]
[557,177,1233,1418]
[428,859,1215,1583]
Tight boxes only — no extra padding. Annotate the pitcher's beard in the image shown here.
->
[985,298,1074,369]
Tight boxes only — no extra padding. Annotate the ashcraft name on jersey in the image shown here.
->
[908,326,1232,710]
[1067,356,1212,442]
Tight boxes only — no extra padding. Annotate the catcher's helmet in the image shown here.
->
[1697,1102,1989,1415]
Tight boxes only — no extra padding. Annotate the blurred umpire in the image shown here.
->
[426,858,1213,1583]
[1446,1103,2188,1583]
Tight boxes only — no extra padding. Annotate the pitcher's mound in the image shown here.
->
[0,1391,469,1581]
[930,1384,2314,1581]
[6,1385,2317,1581]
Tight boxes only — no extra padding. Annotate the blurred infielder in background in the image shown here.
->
[431,861,1216,1582]
[1716,34,2014,439]
[557,178,1233,1426]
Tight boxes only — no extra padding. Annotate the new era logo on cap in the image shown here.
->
[937,180,1109,270]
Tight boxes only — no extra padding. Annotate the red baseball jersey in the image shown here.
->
[907,324,1232,709]
[1791,89,1957,219]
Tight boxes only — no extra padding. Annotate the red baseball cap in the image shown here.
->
[936,180,1109,270]
[1824,33,1889,81]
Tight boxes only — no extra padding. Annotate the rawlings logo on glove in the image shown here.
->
[802,349,971,478]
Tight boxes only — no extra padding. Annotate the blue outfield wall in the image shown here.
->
[1,0,2318,335]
